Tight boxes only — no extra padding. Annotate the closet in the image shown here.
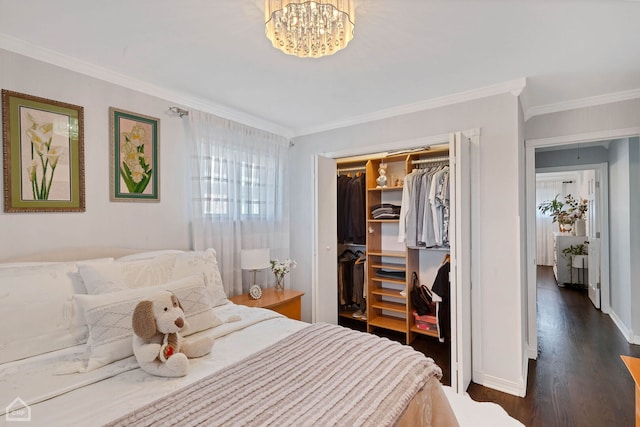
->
[318,130,472,392]
[336,145,455,344]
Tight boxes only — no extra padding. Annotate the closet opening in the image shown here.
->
[335,145,454,385]
[313,130,473,392]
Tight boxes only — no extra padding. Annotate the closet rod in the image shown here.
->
[411,156,449,165]
[337,166,366,173]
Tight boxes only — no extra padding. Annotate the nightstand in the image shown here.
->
[229,287,304,320]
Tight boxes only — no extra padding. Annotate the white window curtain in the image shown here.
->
[536,180,564,266]
[187,110,290,297]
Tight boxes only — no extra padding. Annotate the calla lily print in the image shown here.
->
[25,112,66,200]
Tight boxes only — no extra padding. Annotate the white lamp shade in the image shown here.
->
[241,249,271,270]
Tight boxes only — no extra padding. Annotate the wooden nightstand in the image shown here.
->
[229,287,305,320]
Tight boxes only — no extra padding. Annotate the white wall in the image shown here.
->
[608,139,632,329]
[290,93,527,395]
[535,146,609,168]
[0,50,191,258]
[630,138,640,341]
[526,99,640,140]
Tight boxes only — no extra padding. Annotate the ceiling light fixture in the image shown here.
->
[264,0,355,58]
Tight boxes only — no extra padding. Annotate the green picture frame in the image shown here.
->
[109,107,160,202]
[2,89,85,213]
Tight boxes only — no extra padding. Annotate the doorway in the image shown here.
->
[535,166,605,308]
[525,131,640,358]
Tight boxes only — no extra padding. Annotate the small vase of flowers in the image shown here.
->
[271,258,296,292]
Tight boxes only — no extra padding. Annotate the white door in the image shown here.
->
[588,237,601,308]
[586,173,601,309]
[312,155,338,324]
[449,131,472,393]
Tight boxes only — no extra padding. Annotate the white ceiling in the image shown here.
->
[1,0,639,137]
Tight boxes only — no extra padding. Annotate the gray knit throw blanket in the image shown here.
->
[106,322,442,427]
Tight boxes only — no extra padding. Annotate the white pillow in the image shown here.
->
[115,249,185,262]
[171,248,228,307]
[79,254,176,294]
[74,274,221,372]
[0,262,90,363]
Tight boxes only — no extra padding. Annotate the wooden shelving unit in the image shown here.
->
[364,150,448,343]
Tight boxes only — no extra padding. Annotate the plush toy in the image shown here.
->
[132,291,215,377]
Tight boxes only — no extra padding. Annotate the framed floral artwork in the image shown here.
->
[2,89,85,213]
[109,107,159,202]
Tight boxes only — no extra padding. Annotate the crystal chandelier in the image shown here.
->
[264,0,355,58]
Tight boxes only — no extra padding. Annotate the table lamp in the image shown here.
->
[240,248,270,299]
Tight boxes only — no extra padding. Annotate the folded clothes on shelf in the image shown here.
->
[370,203,401,219]
[376,269,406,280]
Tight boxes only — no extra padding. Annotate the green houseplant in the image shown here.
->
[538,194,588,233]
[561,243,588,283]
[537,194,570,231]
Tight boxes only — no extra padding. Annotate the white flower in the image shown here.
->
[27,160,38,182]
[130,164,147,183]
[125,125,146,147]
[271,258,296,278]
[45,146,65,168]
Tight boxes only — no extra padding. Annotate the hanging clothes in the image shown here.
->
[349,173,366,244]
[398,165,450,248]
[398,165,449,248]
[431,259,451,341]
[337,249,365,308]
[429,166,450,246]
[337,174,352,243]
[337,172,366,244]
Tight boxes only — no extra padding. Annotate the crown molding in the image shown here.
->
[0,34,294,138]
[293,77,526,137]
[525,127,640,148]
[524,87,640,121]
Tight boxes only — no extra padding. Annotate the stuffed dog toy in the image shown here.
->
[132,291,215,377]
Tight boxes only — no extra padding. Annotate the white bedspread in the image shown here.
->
[1,303,303,426]
[1,302,523,427]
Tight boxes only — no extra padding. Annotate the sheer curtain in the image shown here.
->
[536,180,563,266]
[187,110,290,297]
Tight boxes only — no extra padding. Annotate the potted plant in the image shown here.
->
[538,194,588,234]
[561,243,588,283]
[537,194,568,231]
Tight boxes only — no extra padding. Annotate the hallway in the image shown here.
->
[467,266,640,426]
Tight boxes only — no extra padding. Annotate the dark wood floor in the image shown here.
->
[466,266,640,427]
[339,268,639,425]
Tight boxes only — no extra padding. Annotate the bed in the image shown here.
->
[0,248,521,426]
[0,247,520,427]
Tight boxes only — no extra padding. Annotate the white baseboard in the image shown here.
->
[609,309,634,343]
[521,356,529,397]
[473,370,527,397]
[527,345,537,360]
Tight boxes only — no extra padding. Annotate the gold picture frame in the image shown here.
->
[2,89,85,213]
[109,107,160,202]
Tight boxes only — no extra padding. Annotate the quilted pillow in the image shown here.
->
[171,248,228,307]
[0,262,91,364]
[73,274,221,372]
[78,254,177,294]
